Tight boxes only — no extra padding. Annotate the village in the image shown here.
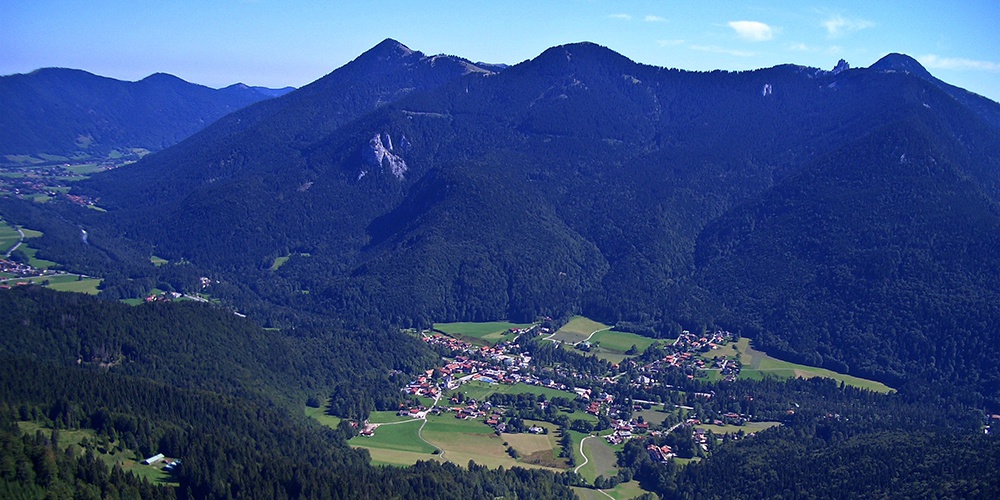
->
[356,323,753,463]
[0,159,118,206]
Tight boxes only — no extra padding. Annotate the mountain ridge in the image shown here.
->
[0,67,288,159]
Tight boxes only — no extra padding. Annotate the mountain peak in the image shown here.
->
[525,41,636,75]
[362,38,416,59]
[870,53,932,79]
[539,42,629,62]
[139,72,189,86]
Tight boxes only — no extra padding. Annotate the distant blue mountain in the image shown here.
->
[0,68,284,159]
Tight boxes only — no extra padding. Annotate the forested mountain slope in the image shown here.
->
[0,68,283,158]
[85,38,497,207]
[50,41,1000,408]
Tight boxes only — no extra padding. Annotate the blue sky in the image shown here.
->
[3,1,998,102]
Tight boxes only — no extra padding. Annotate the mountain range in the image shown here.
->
[0,67,293,160]
[11,38,1000,409]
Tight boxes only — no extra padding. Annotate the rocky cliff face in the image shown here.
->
[362,132,408,179]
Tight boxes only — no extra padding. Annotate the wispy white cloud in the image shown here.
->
[920,54,1000,71]
[690,45,756,57]
[822,15,874,37]
[788,43,842,55]
[644,15,666,23]
[609,13,632,21]
[657,39,685,47]
[728,20,774,42]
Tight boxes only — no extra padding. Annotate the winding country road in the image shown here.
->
[574,435,594,474]
[575,435,615,499]
[5,226,24,258]
[544,326,613,346]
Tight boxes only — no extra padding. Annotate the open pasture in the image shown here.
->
[696,421,782,435]
[549,316,610,343]
[729,338,893,393]
[350,419,433,455]
[44,274,102,294]
[577,434,618,483]
[448,381,573,402]
[434,321,534,345]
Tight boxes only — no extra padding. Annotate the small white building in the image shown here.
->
[142,453,165,465]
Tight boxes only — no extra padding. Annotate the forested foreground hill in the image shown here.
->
[0,286,436,405]
[55,40,1000,409]
[0,287,578,499]
[0,68,287,159]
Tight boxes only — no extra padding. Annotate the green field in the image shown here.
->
[0,222,18,254]
[351,419,434,455]
[44,274,102,294]
[17,421,176,486]
[367,410,415,424]
[572,481,651,500]
[696,421,782,435]
[589,330,657,353]
[448,381,572,402]
[19,244,58,269]
[502,420,567,469]
[549,316,611,344]
[574,329,659,364]
[446,382,597,423]
[633,406,677,428]
[64,163,106,175]
[150,255,168,266]
[270,255,290,271]
[303,402,341,428]
[723,338,893,393]
[20,227,44,238]
[434,321,534,345]
[577,434,618,483]
[314,406,570,471]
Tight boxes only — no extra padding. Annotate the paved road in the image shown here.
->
[574,435,594,473]
[575,435,616,499]
[5,226,24,258]
[544,326,613,346]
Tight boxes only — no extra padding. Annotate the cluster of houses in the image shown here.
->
[394,327,759,455]
[144,291,183,303]
[63,193,99,207]
[0,258,35,277]
[604,417,650,445]
[0,176,55,199]
[421,333,539,390]
[673,330,731,351]
[646,443,675,463]
[0,161,110,201]
[627,330,740,383]
[404,372,440,399]
[141,453,181,471]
